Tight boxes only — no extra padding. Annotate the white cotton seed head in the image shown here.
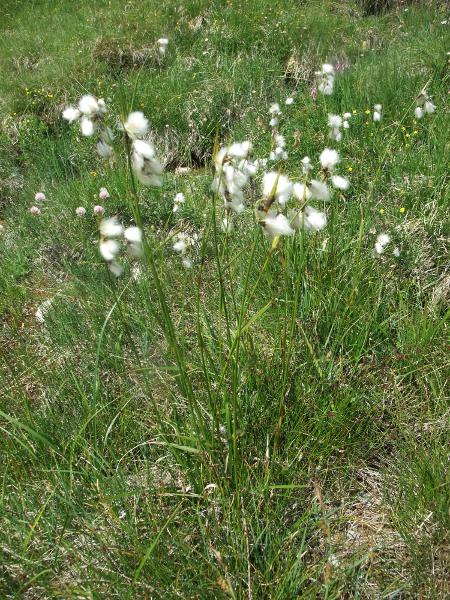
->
[373,111,382,122]
[100,239,120,262]
[309,180,330,201]
[174,192,186,204]
[269,117,279,127]
[80,116,95,136]
[331,175,350,190]
[393,247,400,257]
[261,213,294,238]
[376,233,391,247]
[228,141,252,159]
[173,239,187,254]
[319,148,340,170]
[374,104,382,112]
[303,205,327,231]
[343,112,352,119]
[96,141,113,158]
[293,182,312,201]
[124,111,149,139]
[424,101,436,114]
[262,172,292,205]
[269,103,281,115]
[78,95,100,116]
[100,217,123,238]
[108,261,124,277]
[124,226,142,243]
[318,80,334,95]
[133,139,155,159]
[414,106,424,119]
[285,97,294,105]
[62,107,81,123]
[328,114,342,129]
[182,257,193,269]
[322,63,335,75]
[343,120,349,129]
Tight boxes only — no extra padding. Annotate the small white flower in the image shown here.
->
[100,239,120,261]
[157,37,169,46]
[174,192,186,204]
[75,207,86,216]
[94,205,104,215]
[262,172,292,206]
[260,213,294,239]
[331,175,350,190]
[100,217,123,238]
[319,148,340,170]
[124,111,149,139]
[414,106,424,119]
[269,117,279,127]
[29,206,41,215]
[274,134,285,148]
[182,257,193,269]
[343,112,352,119]
[285,97,294,105]
[374,104,382,112]
[322,63,335,76]
[62,107,81,123]
[343,120,349,129]
[393,247,400,257]
[34,192,46,201]
[309,180,330,201]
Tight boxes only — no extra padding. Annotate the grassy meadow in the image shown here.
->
[0,0,449,597]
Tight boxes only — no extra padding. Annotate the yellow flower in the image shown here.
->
[347,167,353,172]
[352,109,357,114]
[379,208,385,214]
[413,130,418,135]
[399,207,405,214]
[365,109,370,115]
[401,126,406,131]
[406,133,410,138]
[90,171,97,177]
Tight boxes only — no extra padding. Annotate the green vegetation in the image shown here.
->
[0,0,448,597]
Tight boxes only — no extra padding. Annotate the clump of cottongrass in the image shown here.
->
[172,231,199,268]
[212,141,256,215]
[172,192,186,213]
[328,114,343,142]
[373,104,382,122]
[62,95,114,158]
[29,206,41,215]
[99,217,143,276]
[315,63,335,96]
[414,90,436,119]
